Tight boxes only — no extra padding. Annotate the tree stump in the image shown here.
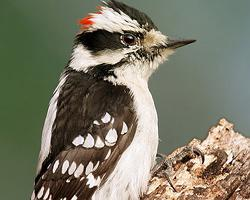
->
[142,119,250,200]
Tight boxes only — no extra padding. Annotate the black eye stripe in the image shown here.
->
[76,30,124,53]
[75,30,145,53]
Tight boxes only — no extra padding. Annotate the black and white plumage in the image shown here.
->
[32,1,195,200]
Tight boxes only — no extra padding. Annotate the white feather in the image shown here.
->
[90,7,141,33]
[69,45,98,72]
[69,45,133,72]
[36,75,68,174]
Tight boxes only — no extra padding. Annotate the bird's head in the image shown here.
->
[69,0,195,83]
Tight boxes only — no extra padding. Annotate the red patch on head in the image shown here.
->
[79,6,103,30]
[79,15,94,29]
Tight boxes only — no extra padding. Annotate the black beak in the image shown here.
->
[165,38,196,49]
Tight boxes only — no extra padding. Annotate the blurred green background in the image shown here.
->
[1,0,250,199]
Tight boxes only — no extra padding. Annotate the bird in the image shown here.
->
[31,1,195,200]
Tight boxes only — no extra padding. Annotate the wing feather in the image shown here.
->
[33,71,137,200]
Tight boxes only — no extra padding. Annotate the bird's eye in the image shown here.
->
[121,33,138,46]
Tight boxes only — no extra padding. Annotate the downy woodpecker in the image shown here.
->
[32,1,195,199]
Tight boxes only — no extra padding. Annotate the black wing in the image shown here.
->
[33,70,137,200]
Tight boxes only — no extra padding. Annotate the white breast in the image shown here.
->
[93,69,159,200]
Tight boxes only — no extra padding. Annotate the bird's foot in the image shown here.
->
[152,146,204,192]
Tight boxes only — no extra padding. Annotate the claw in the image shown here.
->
[152,154,176,192]
[171,146,205,165]
[156,170,177,192]
[156,153,165,159]
[165,172,177,192]
[153,146,205,192]
[192,146,205,164]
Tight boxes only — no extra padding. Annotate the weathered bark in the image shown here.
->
[142,119,250,200]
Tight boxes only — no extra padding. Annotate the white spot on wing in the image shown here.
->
[96,176,101,186]
[121,122,128,135]
[83,133,95,148]
[93,120,100,125]
[43,188,50,200]
[49,195,52,200]
[101,112,111,123]
[105,149,111,160]
[74,164,84,178]
[68,162,77,175]
[72,135,84,146]
[85,161,93,175]
[47,164,51,169]
[95,136,104,148]
[31,191,35,200]
[71,195,78,200]
[62,160,70,174]
[93,161,100,171]
[105,141,115,146]
[105,128,118,145]
[53,160,59,173]
[86,173,101,188]
[66,179,71,183]
[37,186,44,199]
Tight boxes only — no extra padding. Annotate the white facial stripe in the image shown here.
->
[69,45,133,72]
[95,49,129,65]
[89,7,142,33]
[69,45,98,72]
